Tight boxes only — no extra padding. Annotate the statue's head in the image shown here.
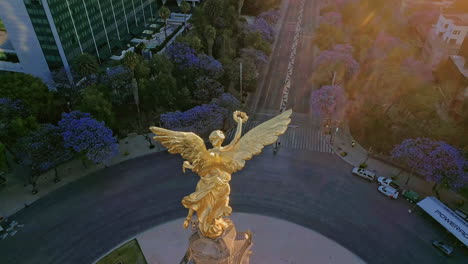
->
[209,130,225,148]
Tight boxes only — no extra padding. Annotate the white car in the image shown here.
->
[378,185,399,199]
[351,167,376,182]
[432,240,454,256]
[377,177,400,189]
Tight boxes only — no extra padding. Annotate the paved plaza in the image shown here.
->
[134,213,365,264]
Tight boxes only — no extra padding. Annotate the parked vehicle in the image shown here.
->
[351,167,376,182]
[402,190,420,203]
[377,176,400,189]
[378,186,399,199]
[432,241,454,256]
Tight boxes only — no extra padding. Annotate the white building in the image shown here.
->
[435,13,468,46]
[423,12,468,69]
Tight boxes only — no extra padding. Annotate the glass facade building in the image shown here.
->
[0,0,157,86]
[26,0,157,67]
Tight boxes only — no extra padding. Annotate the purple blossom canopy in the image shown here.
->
[401,58,434,82]
[245,18,275,43]
[258,10,281,25]
[210,93,241,113]
[391,138,468,189]
[59,111,119,164]
[313,44,360,80]
[16,124,73,173]
[160,103,228,136]
[370,32,409,59]
[198,55,224,79]
[310,85,346,118]
[166,43,224,79]
[240,48,269,67]
[166,43,200,69]
[319,12,343,26]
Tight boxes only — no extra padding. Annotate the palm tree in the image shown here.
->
[238,0,245,16]
[180,1,191,25]
[205,25,216,57]
[72,53,99,79]
[122,51,142,122]
[159,5,171,39]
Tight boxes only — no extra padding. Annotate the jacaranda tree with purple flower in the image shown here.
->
[391,138,468,195]
[319,12,342,26]
[166,43,224,80]
[245,18,275,43]
[258,10,280,25]
[160,103,228,137]
[310,85,346,119]
[240,48,268,67]
[59,111,119,166]
[15,124,73,194]
[311,44,360,87]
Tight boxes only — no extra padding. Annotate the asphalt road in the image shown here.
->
[253,0,319,113]
[0,148,466,263]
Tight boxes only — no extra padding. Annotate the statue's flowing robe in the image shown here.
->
[182,168,232,239]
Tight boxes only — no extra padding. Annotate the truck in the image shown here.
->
[402,190,420,203]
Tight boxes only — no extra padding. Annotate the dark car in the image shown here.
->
[432,241,454,256]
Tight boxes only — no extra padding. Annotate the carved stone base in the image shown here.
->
[181,218,253,264]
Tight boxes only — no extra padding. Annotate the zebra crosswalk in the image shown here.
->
[226,112,333,153]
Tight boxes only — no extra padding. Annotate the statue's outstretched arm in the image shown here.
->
[222,111,247,151]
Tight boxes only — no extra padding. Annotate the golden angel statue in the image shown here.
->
[150,110,292,239]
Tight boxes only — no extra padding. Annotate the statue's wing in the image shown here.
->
[150,127,207,170]
[222,109,292,173]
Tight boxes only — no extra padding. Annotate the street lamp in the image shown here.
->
[239,62,243,103]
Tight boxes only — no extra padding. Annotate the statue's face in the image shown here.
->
[209,130,225,147]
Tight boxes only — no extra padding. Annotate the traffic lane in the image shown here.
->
[286,0,319,113]
[231,148,463,263]
[0,153,193,264]
[256,0,302,111]
[1,149,465,264]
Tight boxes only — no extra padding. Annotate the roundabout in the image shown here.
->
[0,149,460,263]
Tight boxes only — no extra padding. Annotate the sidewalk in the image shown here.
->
[0,133,166,218]
[330,124,466,206]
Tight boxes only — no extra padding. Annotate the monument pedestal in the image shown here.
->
[181,219,253,264]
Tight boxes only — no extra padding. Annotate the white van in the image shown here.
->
[351,167,376,182]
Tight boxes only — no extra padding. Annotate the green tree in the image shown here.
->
[72,53,99,78]
[205,25,216,57]
[204,0,224,23]
[159,5,171,39]
[122,51,144,118]
[135,61,151,80]
[313,24,345,51]
[0,143,9,173]
[149,54,174,76]
[122,51,141,74]
[77,85,114,127]
[176,33,204,53]
[228,57,258,95]
[180,1,191,24]
[0,73,53,122]
[244,32,271,55]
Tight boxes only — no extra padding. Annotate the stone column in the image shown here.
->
[182,218,253,264]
